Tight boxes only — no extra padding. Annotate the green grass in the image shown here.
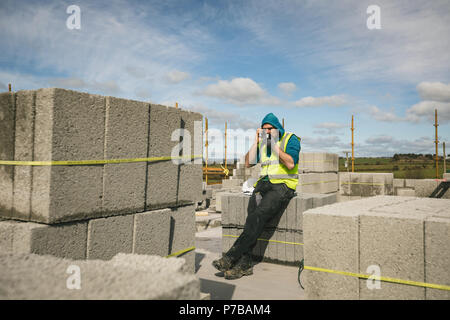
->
[339,157,447,179]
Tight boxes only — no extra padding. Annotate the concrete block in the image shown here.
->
[349,173,362,197]
[0,220,16,254]
[397,188,416,197]
[303,204,360,300]
[296,194,313,231]
[285,230,296,264]
[405,179,416,188]
[0,92,15,219]
[146,104,181,210]
[222,179,243,188]
[133,208,171,256]
[339,172,351,196]
[425,216,450,300]
[293,231,304,263]
[393,179,405,188]
[219,193,230,223]
[234,194,246,226]
[384,173,394,195]
[31,88,105,224]
[359,173,373,197]
[87,215,134,260]
[372,173,386,196]
[228,194,243,226]
[299,152,313,172]
[243,194,250,226]
[0,253,200,299]
[359,211,426,299]
[178,110,203,205]
[414,179,439,197]
[0,219,87,259]
[169,205,196,273]
[321,172,339,194]
[276,229,286,263]
[222,227,232,254]
[284,196,295,230]
[12,91,35,221]
[103,97,149,215]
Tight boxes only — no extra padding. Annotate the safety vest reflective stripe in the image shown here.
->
[265,174,299,179]
[261,160,280,166]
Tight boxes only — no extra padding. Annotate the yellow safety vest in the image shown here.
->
[254,132,299,190]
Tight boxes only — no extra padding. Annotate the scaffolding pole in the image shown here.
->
[444,141,447,175]
[435,109,439,179]
[351,115,355,172]
[224,121,227,178]
[205,117,208,185]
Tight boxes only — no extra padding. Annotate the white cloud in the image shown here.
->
[314,122,348,134]
[416,82,450,103]
[187,104,259,130]
[368,105,403,122]
[365,135,394,145]
[165,70,190,84]
[200,77,281,106]
[278,82,297,95]
[405,101,450,123]
[293,95,347,108]
[0,1,209,100]
[231,1,450,84]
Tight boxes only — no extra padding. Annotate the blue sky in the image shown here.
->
[1,0,449,159]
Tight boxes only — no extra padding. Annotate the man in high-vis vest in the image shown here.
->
[213,113,301,280]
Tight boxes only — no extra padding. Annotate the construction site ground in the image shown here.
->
[195,217,305,300]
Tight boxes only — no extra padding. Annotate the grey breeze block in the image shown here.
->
[0,253,200,300]
[303,196,450,300]
[0,88,203,224]
[0,204,196,271]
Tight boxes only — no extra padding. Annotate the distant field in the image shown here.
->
[339,157,447,179]
[202,158,448,183]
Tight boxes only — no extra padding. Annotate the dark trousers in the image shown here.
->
[225,180,295,266]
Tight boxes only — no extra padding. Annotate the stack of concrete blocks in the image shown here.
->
[297,153,339,195]
[339,173,394,200]
[221,192,337,265]
[0,88,202,273]
[393,178,450,199]
[0,253,200,299]
[229,161,261,182]
[303,196,450,300]
[299,152,339,173]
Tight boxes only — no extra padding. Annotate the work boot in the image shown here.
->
[212,255,234,272]
[224,263,253,280]
[224,255,253,280]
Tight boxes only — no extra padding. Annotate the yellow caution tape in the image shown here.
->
[165,246,196,258]
[220,164,230,177]
[304,265,450,291]
[223,234,303,246]
[0,155,203,166]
